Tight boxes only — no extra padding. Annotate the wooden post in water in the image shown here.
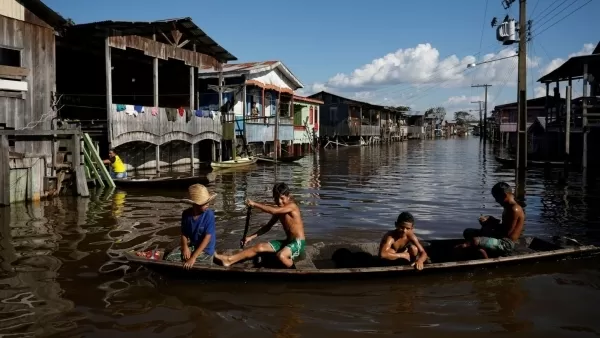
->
[582,63,589,176]
[564,85,571,178]
[73,134,89,197]
[0,135,10,206]
[190,143,195,174]
[105,38,113,147]
[153,34,160,174]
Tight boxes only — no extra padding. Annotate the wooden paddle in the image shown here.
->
[241,206,252,248]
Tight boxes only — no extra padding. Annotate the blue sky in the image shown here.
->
[46,0,598,117]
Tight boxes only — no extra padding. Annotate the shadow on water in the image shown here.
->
[1,138,600,337]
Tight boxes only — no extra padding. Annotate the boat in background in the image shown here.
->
[495,155,570,168]
[210,157,258,170]
[113,173,216,188]
[256,154,304,164]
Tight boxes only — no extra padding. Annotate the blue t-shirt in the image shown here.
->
[181,208,216,255]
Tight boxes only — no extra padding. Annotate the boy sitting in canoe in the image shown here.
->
[379,212,429,270]
[215,182,306,268]
[456,182,525,258]
[136,184,217,269]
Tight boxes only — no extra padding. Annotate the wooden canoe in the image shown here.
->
[113,174,216,188]
[256,155,305,164]
[210,157,258,170]
[494,155,569,168]
[123,236,600,279]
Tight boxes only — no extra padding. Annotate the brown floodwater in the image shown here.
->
[1,137,600,337]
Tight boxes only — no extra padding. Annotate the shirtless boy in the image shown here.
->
[379,212,429,270]
[215,183,306,268]
[457,182,525,258]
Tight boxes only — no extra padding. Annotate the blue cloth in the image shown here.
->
[110,171,127,179]
[134,105,144,113]
[181,208,216,255]
[116,104,126,112]
[195,109,203,117]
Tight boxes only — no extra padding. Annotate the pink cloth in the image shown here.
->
[151,107,158,116]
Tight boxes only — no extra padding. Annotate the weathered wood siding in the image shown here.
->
[110,105,222,147]
[0,14,56,155]
[361,125,380,136]
[0,0,24,21]
[245,122,293,143]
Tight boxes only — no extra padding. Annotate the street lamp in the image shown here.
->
[467,54,517,69]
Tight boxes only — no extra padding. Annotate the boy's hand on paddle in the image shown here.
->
[245,199,255,208]
[182,246,192,260]
[240,236,252,247]
[183,257,196,269]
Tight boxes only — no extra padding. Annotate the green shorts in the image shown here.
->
[268,239,306,261]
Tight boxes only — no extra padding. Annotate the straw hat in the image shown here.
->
[181,184,217,206]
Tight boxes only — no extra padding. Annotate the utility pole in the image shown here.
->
[515,0,528,201]
[472,84,492,142]
[492,0,527,200]
[471,100,483,137]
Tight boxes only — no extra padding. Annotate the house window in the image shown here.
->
[0,47,21,67]
[309,106,314,124]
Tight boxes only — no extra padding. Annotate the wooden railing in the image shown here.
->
[110,105,222,147]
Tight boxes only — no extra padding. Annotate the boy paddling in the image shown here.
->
[457,182,525,258]
[215,183,305,268]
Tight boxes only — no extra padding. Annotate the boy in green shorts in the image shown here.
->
[215,183,306,268]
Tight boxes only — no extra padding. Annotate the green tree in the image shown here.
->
[425,106,446,125]
[453,111,473,125]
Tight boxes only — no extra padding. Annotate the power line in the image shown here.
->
[532,0,592,38]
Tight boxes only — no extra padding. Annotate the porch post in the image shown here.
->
[156,145,160,174]
[190,44,196,110]
[152,34,159,107]
[544,82,549,126]
[582,63,589,171]
[105,37,113,147]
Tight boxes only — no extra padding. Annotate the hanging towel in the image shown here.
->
[151,107,158,116]
[125,104,138,117]
[202,110,211,118]
[195,109,203,117]
[165,108,177,121]
[178,107,185,117]
[185,108,192,123]
[116,104,126,112]
[134,105,145,114]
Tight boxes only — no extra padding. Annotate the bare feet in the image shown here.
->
[214,253,233,267]
[477,248,489,259]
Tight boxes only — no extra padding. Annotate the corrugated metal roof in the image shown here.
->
[198,60,303,89]
[67,17,236,62]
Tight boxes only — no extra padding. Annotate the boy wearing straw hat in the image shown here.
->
[136,184,217,269]
[215,182,306,268]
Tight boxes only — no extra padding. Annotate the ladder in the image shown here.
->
[81,133,115,188]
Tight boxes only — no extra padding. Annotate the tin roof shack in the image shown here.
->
[55,18,236,171]
[405,111,425,139]
[197,61,303,158]
[537,41,600,167]
[307,91,376,143]
[0,0,69,205]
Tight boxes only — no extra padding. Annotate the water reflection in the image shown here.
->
[1,138,600,336]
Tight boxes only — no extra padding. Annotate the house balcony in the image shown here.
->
[241,115,294,143]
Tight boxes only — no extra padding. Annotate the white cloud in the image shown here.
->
[540,43,595,76]
[315,44,539,93]
[296,42,593,110]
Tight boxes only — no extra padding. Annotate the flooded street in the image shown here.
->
[1,137,600,337]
